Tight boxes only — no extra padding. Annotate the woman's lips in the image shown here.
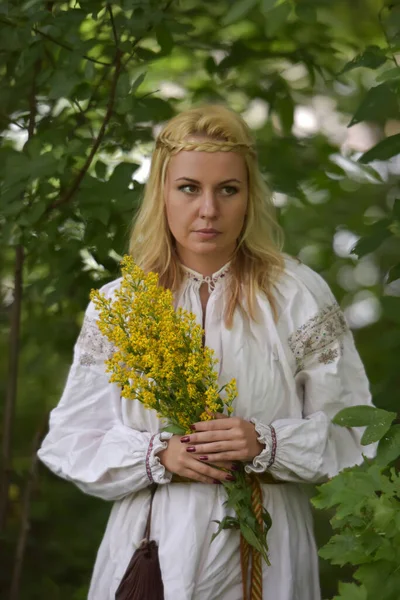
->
[194,230,220,239]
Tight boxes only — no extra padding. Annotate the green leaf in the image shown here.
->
[265,2,292,36]
[221,0,258,26]
[348,83,399,127]
[277,93,294,136]
[333,406,396,428]
[361,419,394,445]
[387,263,400,283]
[117,72,130,97]
[261,0,278,15]
[155,24,173,55]
[371,495,397,531]
[135,47,159,62]
[295,4,317,22]
[48,71,81,100]
[334,582,367,600]
[393,198,400,220]
[352,220,391,257]
[131,72,146,94]
[340,46,388,74]
[376,66,400,82]
[381,296,400,325]
[359,134,400,163]
[25,200,47,225]
[161,424,186,434]
[376,426,400,465]
[95,161,107,180]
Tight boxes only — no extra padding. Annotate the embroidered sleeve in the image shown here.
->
[76,314,115,367]
[288,303,348,373]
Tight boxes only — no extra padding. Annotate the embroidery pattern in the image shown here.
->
[267,425,277,469]
[288,303,347,372]
[77,315,115,366]
[146,434,157,483]
[185,265,230,292]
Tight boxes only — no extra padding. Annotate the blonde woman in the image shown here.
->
[38,105,375,600]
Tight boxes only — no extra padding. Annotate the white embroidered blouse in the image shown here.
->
[38,256,375,600]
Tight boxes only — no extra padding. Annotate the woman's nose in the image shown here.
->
[199,191,218,219]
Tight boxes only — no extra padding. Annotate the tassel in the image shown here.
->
[115,485,164,600]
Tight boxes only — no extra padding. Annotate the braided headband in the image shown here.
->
[155,138,256,157]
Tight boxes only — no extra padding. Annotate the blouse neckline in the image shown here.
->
[181,262,231,292]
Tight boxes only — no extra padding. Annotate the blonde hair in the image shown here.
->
[129,104,284,327]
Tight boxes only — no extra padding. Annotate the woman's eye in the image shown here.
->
[220,186,239,196]
[178,184,198,194]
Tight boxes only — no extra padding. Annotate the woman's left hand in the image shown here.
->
[180,415,265,463]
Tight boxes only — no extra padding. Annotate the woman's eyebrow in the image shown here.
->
[175,177,242,184]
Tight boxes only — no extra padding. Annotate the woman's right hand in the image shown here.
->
[158,435,237,484]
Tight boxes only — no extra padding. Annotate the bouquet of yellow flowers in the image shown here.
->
[91,255,271,564]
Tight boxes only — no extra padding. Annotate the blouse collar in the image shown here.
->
[181,262,231,292]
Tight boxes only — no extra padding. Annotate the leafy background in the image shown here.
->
[1,0,399,598]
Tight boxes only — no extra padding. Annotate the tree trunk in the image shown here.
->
[8,417,48,600]
[0,244,24,531]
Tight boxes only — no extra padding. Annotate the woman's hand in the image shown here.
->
[179,416,265,463]
[158,435,238,484]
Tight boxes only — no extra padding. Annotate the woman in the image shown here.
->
[38,104,375,600]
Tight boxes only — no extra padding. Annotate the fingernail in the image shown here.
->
[186,446,196,453]
[199,456,208,461]
[213,479,221,484]
[231,463,239,471]
[190,425,196,431]
[225,474,236,482]
[180,436,190,443]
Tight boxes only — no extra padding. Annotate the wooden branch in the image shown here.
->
[32,27,113,66]
[107,3,119,48]
[0,114,25,130]
[0,57,40,532]
[379,7,399,67]
[0,17,113,66]
[8,416,49,600]
[0,245,24,532]
[47,49,123,213]
[45,0,175,214]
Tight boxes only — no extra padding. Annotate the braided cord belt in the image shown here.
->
[240,476,264,600]
[171,472,284,599]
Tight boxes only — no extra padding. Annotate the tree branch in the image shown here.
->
[0,245,24,533]
[0,58,40,533]
[0,114,25,130]
[379,6,399,67]
[107,3,119,48]
[8,416,49,600]
[47,49,123,212]
[32,27,113,66]
[0,17,113,66]
[44,0,175,213]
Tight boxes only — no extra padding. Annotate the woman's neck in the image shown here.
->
[176,251,233,277]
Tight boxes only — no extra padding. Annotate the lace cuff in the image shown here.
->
[244,419,277,474]
[146,432,173,484]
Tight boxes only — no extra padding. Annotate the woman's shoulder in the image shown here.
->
[96,276,123,299]
[271,254,338,323]
[274,254,335,302]
[85,277,123,318]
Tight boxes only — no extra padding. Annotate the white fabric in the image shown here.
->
[38,256,376,600]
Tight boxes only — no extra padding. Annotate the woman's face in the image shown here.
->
[164,147,248,272]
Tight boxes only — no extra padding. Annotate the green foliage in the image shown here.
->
[1,0,400,598]
[313,407,400,600]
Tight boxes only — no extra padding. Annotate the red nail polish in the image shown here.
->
[213,479,221,484]
[190,425,196,431]
[180,436,190,443]
[231,463,239,471]
[186,446,196,453]
[225,474,236,482]
[199,456,208,461]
